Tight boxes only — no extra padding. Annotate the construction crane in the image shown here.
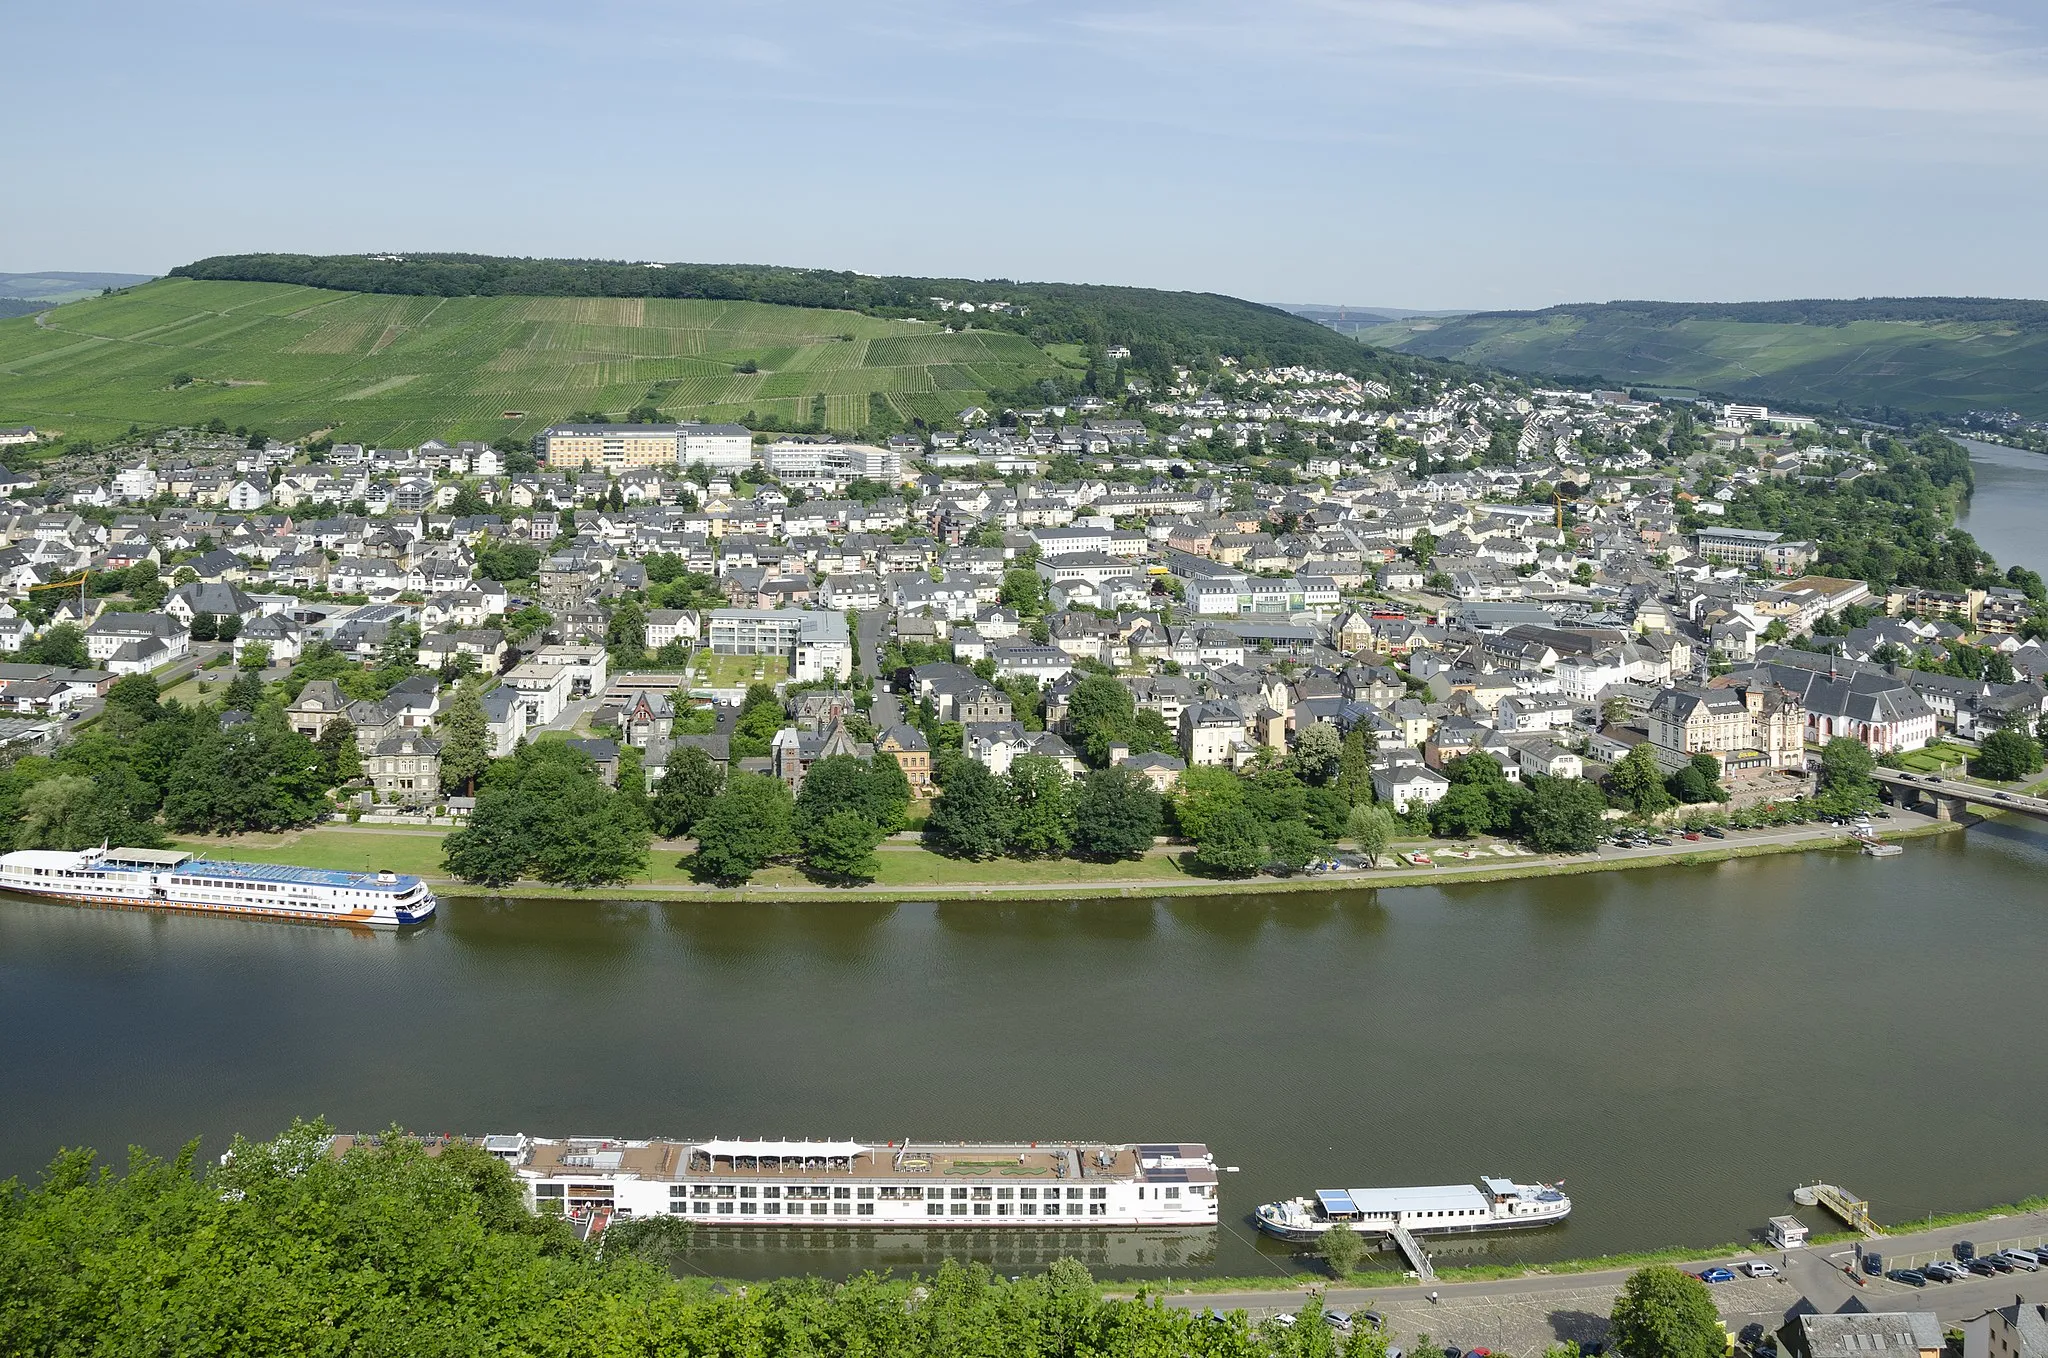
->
[26,571,90,616]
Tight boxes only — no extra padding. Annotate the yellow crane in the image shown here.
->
[26,571,90,615]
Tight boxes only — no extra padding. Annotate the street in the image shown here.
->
[1163,1209,2048,1353]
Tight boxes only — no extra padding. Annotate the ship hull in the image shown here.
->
[0,883,432,928]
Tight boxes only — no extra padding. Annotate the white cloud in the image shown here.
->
[1071,0,2048,124]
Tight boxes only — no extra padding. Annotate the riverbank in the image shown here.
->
[166,810,1964,903]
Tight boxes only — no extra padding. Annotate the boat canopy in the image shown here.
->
[695,1139,869,1160]
[1316,1189,1360,1216]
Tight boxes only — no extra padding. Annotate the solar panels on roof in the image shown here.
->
[1316,1189,1359,1215]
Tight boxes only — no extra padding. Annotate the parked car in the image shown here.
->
[1703,826,1727,839]
[1360,1313,1387,1333]
[1682,831,1702,841]
[1921,1261,1961,1282]
[1998,1250,2040,1272]
[1325,1311,1352,1331]
[1697,1267,1737,1284]
[1954,1240,1976,1261]
[1887,1268,1927,1287]
[1651,836,1675,847]
[1966,1258,2002,1276]
[1744,1261,1779,1278]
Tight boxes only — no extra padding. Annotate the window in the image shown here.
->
[1018,1187,1036,1199]
[1088,1202,1106,1216]
[762,1187,779,1199]
[971,1187,991,1200]
[1067,1188,1083,1199]
[833,1187,851,1200]
[997,1203,1013,1216]
[1089,1187,1106,1200]
[951,1188,969,1200]
[741,1202,757,1214]
[927,1203,945,1217]
[764,1202,780,1215]
[997,1187,1014,1200]
[740,1187,757,1198]
[1021,1202,1037,1216]
[857,1187,875,1200]
[718,1202,734,1214]
[810,1202,827,1216]
[1165,1187,1179,1199]
[1067,1203,1084,1216]
[834,1202,850,1215]
[857,1203,874,1216]
[951,1203,969,1216]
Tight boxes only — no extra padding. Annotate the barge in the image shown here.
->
[1254,1177,1569,1241]
[0,845,435,927]
[415,1134,1221,1227]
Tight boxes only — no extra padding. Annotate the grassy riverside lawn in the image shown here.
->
[167,811,1964,902]
[1122,1194,2048,1297]
[0,279,1073,443]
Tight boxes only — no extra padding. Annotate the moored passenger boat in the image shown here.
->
[0,845,435,927]
[391,1134,1222,1227]
[1254,1177,1569,1241]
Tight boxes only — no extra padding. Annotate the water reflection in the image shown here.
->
[933,898,1158,942]
[656,899,900,959]
[683,1225,1217,1280]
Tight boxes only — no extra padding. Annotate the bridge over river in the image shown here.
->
[1873,767,2048,821]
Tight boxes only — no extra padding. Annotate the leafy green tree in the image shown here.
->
[237,641,272,672]
[189,611,219,642]
[443,742,649,888]
[1193,805,1268,877]
[1972,728,2043,782]
[1520,776,1609,853]
[17,768,168,850]
[102,673,161,727]
[1336,724,1376,806]
[1267,819,1325,873]
[1287,720,1343,784]
[1004,754,1074,856]
[615,746,649,828]
[162,713,330,834]
[1070,766,1163,859]
[605,597,647,665]
[1605,743,1675,815]
[999,567,1046,616]
[803,810,885,884]
[1347,803,1396,866]
[316,718,363,784]
[1065,675,1136,768]
[22,623,87,669]
[1815,736,1878,811]
[217,614,242,643]
[437,683,491,795]
[865,749,913,831]
[1609,1265,1728,1358]
[1171,765,1246,841]
[224,670,265,712]
[688,773,795,883]
[1320,1221,1365,1278]
[649,746,724,838]
[924,760,1013,859]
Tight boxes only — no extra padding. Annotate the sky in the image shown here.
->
[8,0,2048,309]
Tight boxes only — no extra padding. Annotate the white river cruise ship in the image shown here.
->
[1254,1177,1570,1241]
[442,1134,1220,1227]
[0,845,435,927]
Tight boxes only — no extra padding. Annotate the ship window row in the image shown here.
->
[666,1201,873,1216]
[661,1183,1105,1202]
[924,1202,1099,1217]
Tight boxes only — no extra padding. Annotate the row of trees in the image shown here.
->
[441,741,650,887]
[685,753,912,884]
[0,674,358,849]
[924,759,1163,862]
[3,1118,1340,1357]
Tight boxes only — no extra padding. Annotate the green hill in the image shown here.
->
[0,255,1426,445]
[1355,297,2048,419]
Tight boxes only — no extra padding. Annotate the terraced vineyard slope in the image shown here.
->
[1356,298,2048,419]
[0,278,1070,444]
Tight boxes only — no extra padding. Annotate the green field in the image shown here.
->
[1359,307,2048,417]
[0,278,1071,444]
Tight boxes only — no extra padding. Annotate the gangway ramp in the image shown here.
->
[1387,1224,1437,1281]
[1794,1183,1881,1239]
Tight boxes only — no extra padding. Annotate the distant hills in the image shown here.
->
[1347,297,2048,419]
[0,255,1452,444]
[0,271,156,303]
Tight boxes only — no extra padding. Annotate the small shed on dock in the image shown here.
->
[1767,1215,1809,1249]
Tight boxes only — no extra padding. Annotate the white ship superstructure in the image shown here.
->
[465,1135,1220,1227]
[1254,1177,1569,1241]
[0,845,435,927]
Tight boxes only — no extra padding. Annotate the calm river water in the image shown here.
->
[6,821,2048,1280]
[1957,435,2048,578]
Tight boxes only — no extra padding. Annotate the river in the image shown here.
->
[6,821,2048,1281]
[1957,435,2048,578]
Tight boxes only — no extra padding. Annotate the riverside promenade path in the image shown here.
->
[1163,1208,2048,1354]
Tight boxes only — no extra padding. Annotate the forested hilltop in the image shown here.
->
[170,252,1436,380]
[1355,296,2048,420]
[0,1121,1345,1357]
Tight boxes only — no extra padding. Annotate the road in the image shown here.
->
[1164,1209,2048,1352]
[856,607,901,728]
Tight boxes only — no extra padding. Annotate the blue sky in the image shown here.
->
[9,0,2047,308]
